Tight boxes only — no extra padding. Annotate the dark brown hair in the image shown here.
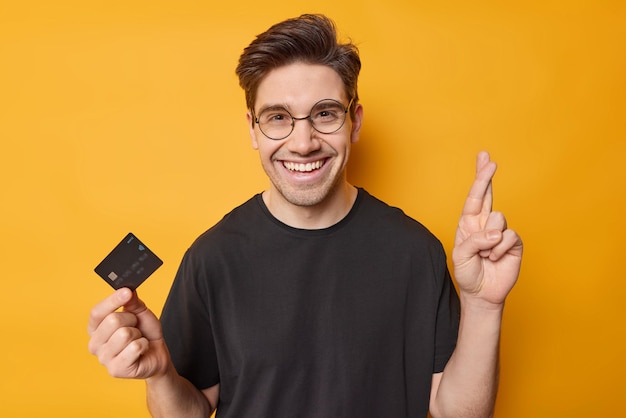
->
[235,14,361,119]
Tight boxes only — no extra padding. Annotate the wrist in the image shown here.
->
[457,295,504,346]
[147,358,177,384]
[144,339,176,383]
[459,292,506,313]
[458,294,505,329]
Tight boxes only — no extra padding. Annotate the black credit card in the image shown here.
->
[94,232,163,290]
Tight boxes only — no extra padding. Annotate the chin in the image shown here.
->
[275,178,344,207]
[280,188,329,207]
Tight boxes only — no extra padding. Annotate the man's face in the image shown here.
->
[247,63,362,208]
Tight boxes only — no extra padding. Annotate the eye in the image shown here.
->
[260,108,291,125]
[269,113,286,121]
[312,105,342,122]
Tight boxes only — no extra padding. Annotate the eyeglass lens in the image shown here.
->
[256,99,349,140]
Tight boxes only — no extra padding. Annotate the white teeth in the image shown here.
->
[284,160,323,172]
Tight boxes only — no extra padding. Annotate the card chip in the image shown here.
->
[108,272,118,281]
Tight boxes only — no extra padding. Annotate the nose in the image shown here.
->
[286,116,321,155]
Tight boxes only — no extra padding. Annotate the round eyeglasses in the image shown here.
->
[254,98,353,141]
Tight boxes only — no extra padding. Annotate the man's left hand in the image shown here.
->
[452,151,523,308]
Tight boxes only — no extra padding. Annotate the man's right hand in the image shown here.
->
[88,288,170,380]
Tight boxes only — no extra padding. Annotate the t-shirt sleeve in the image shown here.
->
[433,259,460,373]
[160,249,220,390]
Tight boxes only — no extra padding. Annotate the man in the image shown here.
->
[88,14,522,417]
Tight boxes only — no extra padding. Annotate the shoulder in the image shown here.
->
[186,194,265,255]
[356,188,442,249]
[352,189,451,289]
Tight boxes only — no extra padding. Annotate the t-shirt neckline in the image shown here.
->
[254,188,365,236]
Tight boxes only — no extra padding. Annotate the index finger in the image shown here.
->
[461,151,497,217]
[87,287,133,335]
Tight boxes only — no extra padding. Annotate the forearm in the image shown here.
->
[430,297,503,418]
[146,362,214,418]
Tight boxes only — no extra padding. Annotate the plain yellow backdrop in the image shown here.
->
[1,1,624,417]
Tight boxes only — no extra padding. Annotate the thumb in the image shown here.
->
[118,288,148,316]
[454,230,503,261]
[120,288,162,341]
[114,287,147,315]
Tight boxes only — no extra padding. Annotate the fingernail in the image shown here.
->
[487,230,501,240]
[118,287,132,300]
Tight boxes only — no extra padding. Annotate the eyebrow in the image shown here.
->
[256,103,292,115]
[255,98,346,116]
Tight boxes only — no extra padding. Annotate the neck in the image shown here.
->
[263,182,358,230]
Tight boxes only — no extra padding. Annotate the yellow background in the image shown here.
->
[1,1,624,417]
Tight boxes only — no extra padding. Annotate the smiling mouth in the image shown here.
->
[283,159,325,172]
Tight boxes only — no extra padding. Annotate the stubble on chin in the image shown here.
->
[265,165,345,208]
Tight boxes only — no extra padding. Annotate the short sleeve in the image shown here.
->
[433,261,460,373]
[160,250,220,389]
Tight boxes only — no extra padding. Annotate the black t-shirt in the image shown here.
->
[161,188,460,417]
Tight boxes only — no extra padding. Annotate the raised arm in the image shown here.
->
[429,151,523,418]
[87,288,218,417]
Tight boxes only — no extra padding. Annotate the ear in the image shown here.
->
[350,103,364,144]
[247,112,259,150]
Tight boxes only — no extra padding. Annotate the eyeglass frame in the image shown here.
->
[252,98,354,141]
